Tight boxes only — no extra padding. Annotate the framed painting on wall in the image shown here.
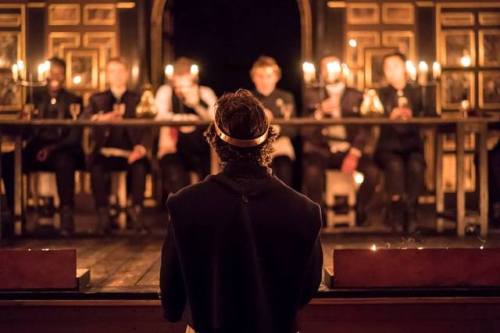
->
[347,3,380,25]
[48,4,80,26]
[65,49,99,90]
[0,31,22,110]
[382,3,414,25]
[440,71,475,109]
[440,30,475,67]
[83,4,116,26]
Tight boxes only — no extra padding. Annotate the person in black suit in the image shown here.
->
[250,56,296,186]
[375,52,432,233]
[160,89,323,333]
[302,56,381,225]
[16,57,83,235]
[87,57,151,234]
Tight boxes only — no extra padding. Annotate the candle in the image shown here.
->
[460,52,472,67]
[190,64,199,78]
[37,63,45,82]
[405,60,417,81]
[12,64,19,82]
[326,61,341,83]
[341,63,353,86]
[432,62,441,80]
[417,61,428,85]
[348,39,357,48]
[16,60,25,80]
[164,64,174,80]
[302,62,316,84]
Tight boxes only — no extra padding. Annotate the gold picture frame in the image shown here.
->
[364,47,398,88]
[382,31,416,62]
[478,30,500,67]
[65,49,99,90]
[347,3,380,25]
[83,32,117,65]
[345,31,380,67]
[479,12,500,26]
[441,12,474,26]
[48,4,80,26]
[0,13,21,27]
[479,71,500,110]
[48,32,81,58]
[0,31,22,111]
[382,3,414,25]
[440,30,475,67]
[83,4,116,26]
[440,71,475,110]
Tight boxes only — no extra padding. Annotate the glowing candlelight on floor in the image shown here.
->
[326,60,341,83]
[302,62,316,84]
[164,64,174,80]
[432,62,441,80]
[405,60,417,81]
[190,64,199,78]
[417,61,428,85]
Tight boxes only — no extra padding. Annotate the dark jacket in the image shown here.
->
[29,87,83,151]
[252,88,297,137]
[302,86,368,156]
[86,90,151,153]
[377,83,430,153]
[160,163,323,333]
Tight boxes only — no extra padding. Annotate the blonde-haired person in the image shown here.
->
[250,56,296,186]
[155,57,217,201]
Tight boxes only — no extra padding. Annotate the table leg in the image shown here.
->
[435,130,444,233]
[479,122,489,238]
[456,123,465,237]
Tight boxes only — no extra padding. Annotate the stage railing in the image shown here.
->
[0,115,499,237]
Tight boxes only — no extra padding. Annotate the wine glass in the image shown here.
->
[281,103,294,120]
[69,103,81,120]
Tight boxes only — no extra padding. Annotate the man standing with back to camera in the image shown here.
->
[160,89,323,333]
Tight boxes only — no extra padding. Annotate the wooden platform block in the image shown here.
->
[333,248,500,288]
[0,249,77,290]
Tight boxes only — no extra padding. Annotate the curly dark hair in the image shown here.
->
[205,89,277,168]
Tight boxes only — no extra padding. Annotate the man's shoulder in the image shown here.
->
[166,177,216,209]
[89,90,110,103]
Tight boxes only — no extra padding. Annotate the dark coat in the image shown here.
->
[160,163,323,333]
[376,84,430,153]
[252,88,297,137]
[86,90,151,153]
[29,87,83,151]
[302,86,368,156]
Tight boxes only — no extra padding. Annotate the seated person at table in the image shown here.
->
[155,57,217,200]
[160,90,322,333]
[250,56,296,186]
[301,56,380,225]
[375,51,431,233]
[21,57,83,235]
[87,57,151,234]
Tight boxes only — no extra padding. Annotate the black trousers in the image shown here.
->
[90,154,148,208]
[271,155,293,186]
[302,151,381,222]
[159,150,210,198]
[375,149,425,209]
[1,151,14,210]
[22,143,81,208]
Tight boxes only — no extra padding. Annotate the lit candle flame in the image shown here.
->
[432,62,441,80]
[348,39,357,48]
[370,244,377,252]
[190,64,199,77]
[164,64,174,80]
[405,60,417,81]
[302,62,316,84]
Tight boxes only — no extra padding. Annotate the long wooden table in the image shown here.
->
[0,116,498,237]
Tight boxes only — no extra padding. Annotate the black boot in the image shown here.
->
[60,205,74,237]
[388,200,405,234]
[127,205,149,234]
[94,207,111,236]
